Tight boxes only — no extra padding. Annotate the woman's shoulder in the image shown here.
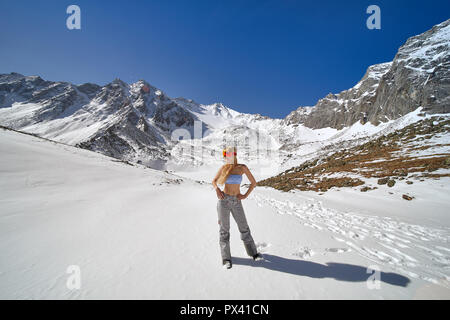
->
[237,163,247,172]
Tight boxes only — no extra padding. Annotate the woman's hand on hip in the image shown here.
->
[216,188,225,199]
[236,193,247,200]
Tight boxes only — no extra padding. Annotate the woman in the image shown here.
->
[212,146,264,269]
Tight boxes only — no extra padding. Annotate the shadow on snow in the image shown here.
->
[232,254,410,287]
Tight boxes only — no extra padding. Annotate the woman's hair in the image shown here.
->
[217,146,238,186]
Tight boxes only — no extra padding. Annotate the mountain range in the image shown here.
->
[0,19,448,178]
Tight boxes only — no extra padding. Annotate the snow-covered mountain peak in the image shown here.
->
[129,79,163,96]
[394,18,450,73]
[207,102,233,118]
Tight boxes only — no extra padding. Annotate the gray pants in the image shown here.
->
[217,193,258,261]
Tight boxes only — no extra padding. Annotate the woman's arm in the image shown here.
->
[212,165,225,199]
[241,164,257,199]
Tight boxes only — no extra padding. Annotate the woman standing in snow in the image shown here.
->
[212,146,263,269]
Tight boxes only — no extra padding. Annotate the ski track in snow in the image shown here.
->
[251,193,450,288]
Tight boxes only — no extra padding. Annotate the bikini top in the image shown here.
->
[225,174,242,185]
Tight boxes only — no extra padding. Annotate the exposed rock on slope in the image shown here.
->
[258,114,450,193]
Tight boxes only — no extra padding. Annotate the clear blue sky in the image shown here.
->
[0,0,448,118]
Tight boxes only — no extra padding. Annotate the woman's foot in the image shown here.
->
[222,259,232,269]
[252,253,264,261]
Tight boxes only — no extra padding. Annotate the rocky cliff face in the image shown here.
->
[285,19,450,130]
[285,62,393,129]
[371,19,450,122]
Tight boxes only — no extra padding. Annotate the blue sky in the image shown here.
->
[0,0,448,118]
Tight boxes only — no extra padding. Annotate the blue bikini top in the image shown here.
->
[225,174,242,185]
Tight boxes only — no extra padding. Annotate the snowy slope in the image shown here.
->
[1,126,449,299]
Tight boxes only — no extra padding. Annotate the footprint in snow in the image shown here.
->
[325,247,351,254]
[256,242,271,253]
[292,247,315,259]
